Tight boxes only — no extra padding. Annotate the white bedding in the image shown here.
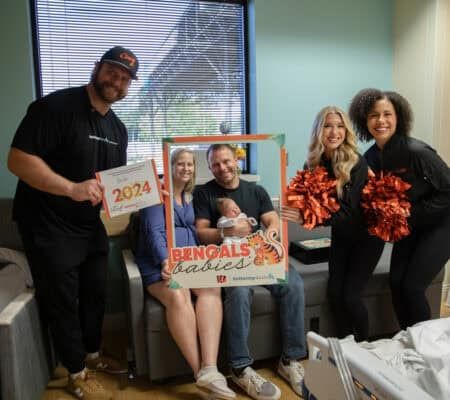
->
[304,319,450,399]
[360,317,450,400]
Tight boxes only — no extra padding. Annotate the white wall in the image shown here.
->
[393,0,450,159]
[393,0,450,303]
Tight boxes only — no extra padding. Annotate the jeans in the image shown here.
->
[224,265,306,368]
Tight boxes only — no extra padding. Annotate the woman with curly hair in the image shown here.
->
[282,106,383,341]
[349,88,450,329]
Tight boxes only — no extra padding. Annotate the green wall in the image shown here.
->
[252,0,392,193]
[0,0,35,197]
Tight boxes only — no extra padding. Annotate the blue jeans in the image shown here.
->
[224,266,306,368]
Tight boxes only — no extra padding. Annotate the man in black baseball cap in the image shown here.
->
[100,45,139,80]
[8,46,139,399]
[89,45,139,107]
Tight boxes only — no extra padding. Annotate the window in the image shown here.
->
[31,0,247,172]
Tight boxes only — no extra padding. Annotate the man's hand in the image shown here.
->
[8,148,103,206]
[68,179,104,206]
[281,205,304,225]
[226,218,252,238]
[265,227,279,240]
[260,210,280,240]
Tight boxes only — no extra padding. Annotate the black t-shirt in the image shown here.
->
[11,86,127,256]
[193,179,274,230]
[364,134,450,228]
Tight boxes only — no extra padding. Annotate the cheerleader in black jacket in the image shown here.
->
[349,89,450,329]
[282,106,384,341]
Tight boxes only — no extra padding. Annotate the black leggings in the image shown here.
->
[19,227,108,373]
[328,230,385,341]
[390,213,450,329]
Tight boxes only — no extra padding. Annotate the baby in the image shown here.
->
[216,197,257,244]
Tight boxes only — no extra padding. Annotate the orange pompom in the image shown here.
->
[361,173,411,242]
[285,167,340,230]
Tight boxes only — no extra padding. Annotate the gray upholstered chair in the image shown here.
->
[0,198,52,400]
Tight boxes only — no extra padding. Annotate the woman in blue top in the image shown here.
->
[135,148,235,399]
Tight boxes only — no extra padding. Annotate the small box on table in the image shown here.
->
[289,237,331,264]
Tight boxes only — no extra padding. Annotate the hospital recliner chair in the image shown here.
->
[0,198,53,400]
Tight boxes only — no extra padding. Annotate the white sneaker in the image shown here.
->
[196,366,236,399]
[277,359,305,396]
[231,366,281,400]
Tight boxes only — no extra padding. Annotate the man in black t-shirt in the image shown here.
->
[194,144,307,400]
[7,46,139,399]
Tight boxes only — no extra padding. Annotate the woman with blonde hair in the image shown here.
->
[135,148,235,399]
[282,106,384,341]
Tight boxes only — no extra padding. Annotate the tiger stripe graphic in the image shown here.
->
[247,231,284,265]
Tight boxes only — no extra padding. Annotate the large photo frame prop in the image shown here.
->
[163,134,288,289]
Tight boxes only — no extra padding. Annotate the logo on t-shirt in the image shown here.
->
[89,135,118,146]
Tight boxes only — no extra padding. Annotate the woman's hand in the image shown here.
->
[281,205,304,225]
[161,259,172,281]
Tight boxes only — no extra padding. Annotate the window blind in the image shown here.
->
[32,0,247,172]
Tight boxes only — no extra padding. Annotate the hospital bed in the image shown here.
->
[303,328,443,400]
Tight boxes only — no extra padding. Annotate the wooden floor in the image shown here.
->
[42,360,300,400]
[42,303,450,400]
[44,369,301,400]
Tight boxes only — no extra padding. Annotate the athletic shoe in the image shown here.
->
[85,354,127,374]
[196,365,236,399]
[231,366,281,400]
[66,370,112,400]
[277,359,305,396]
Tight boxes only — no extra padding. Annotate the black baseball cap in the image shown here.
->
[100,46,139,80]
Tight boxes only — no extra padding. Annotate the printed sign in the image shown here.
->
[96,160,162,218]
[168,230,287,288]
[162,134,288,288]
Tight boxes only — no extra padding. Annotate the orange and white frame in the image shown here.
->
[163,134,288,289]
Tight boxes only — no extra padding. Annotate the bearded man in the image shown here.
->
[7,46,138,400]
